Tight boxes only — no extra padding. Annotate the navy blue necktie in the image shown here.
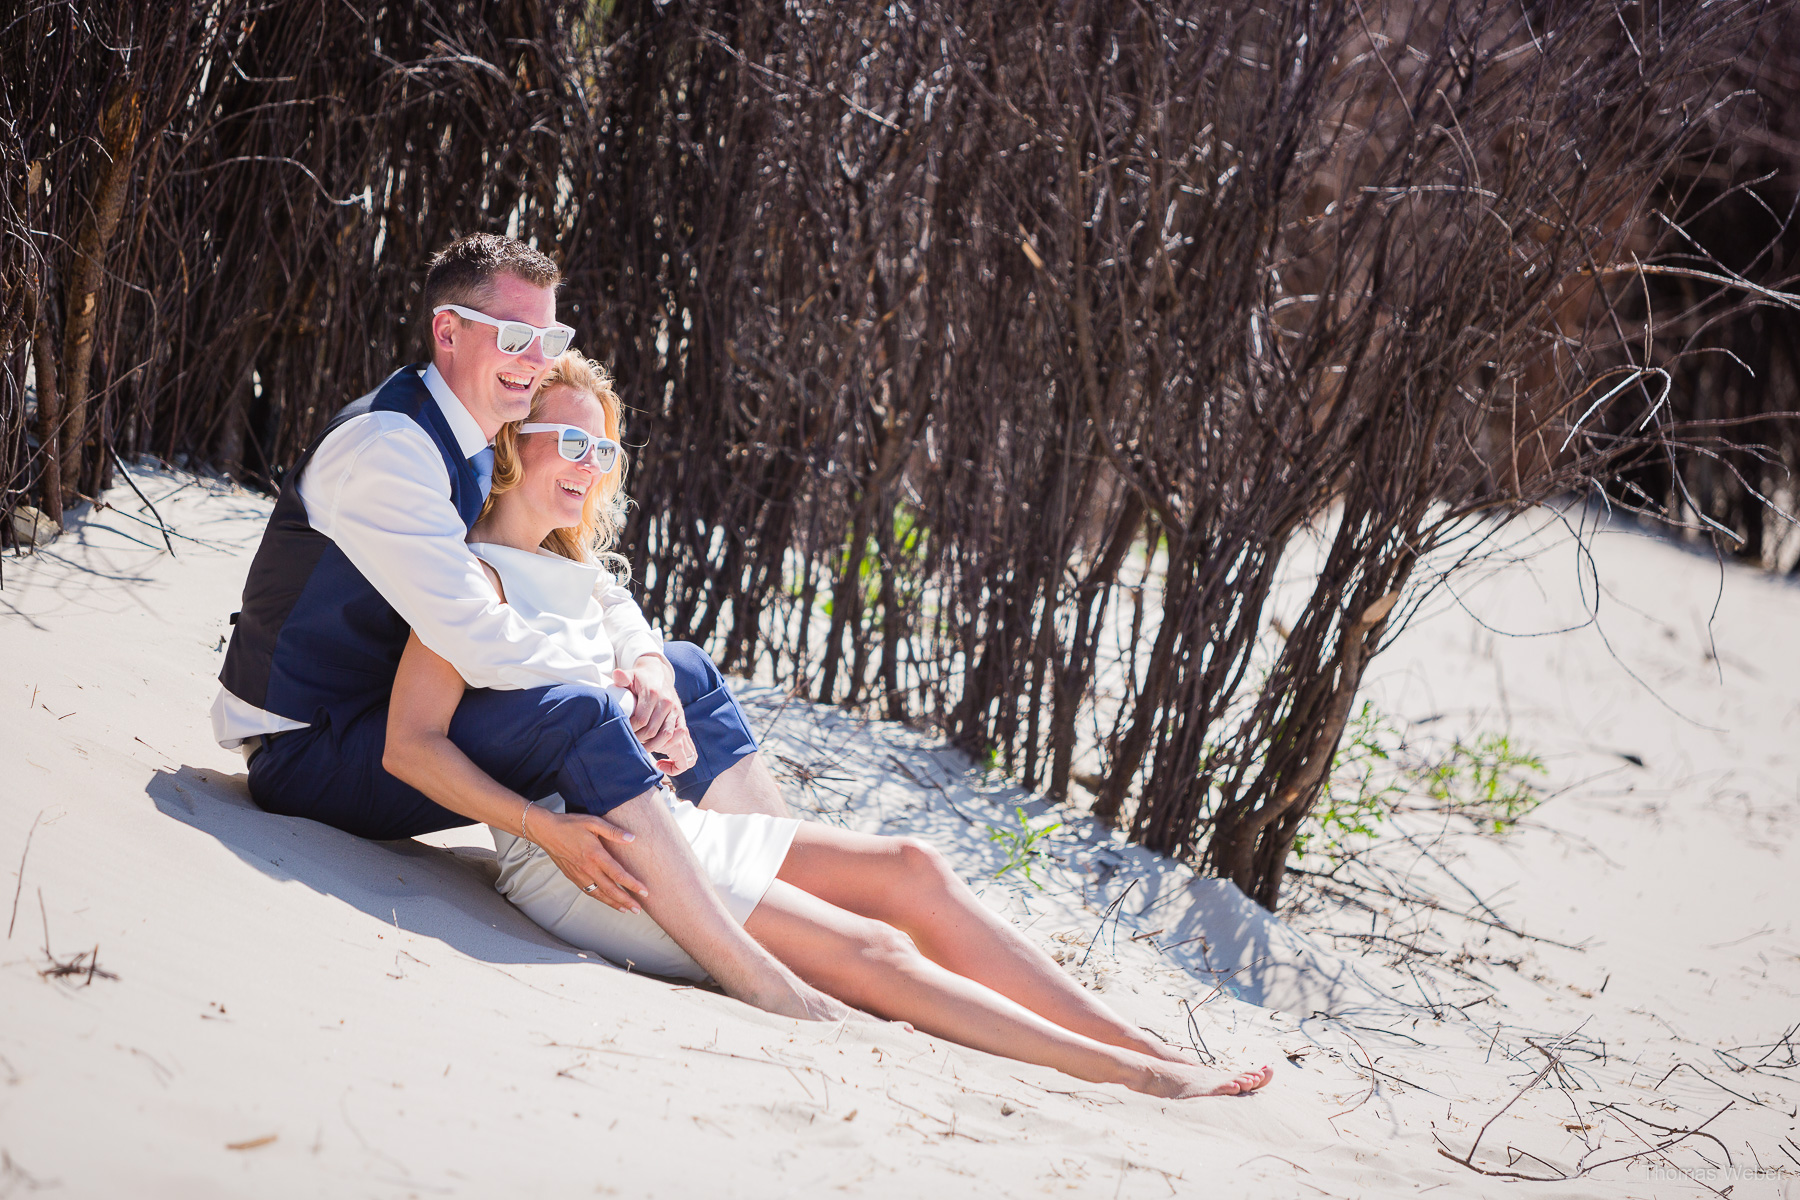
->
[470,447,495,500]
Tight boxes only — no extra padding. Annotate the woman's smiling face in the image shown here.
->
[514,383,608,530]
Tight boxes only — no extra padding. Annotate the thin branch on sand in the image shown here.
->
[1436,1033,1740,1188]
[6,810,42,940]
[39,943,118,985]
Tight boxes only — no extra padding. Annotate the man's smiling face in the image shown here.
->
[430,271,559,439]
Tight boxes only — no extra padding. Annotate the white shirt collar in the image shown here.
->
[420,363,491,459]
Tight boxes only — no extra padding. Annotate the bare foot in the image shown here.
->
[1135,1060,1275,1099]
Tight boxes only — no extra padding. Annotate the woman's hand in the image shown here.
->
[382,635,655,915]
[613,655,698,774]
[528,807,650,914]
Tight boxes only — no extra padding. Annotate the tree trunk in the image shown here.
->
[1049,489,1144,801]
[876,510,906,721]
[1092,556,1189,826]
[815,495,874,704]
[31,302,63,528]
[59,83,141,498]
[1209,587,1401,907]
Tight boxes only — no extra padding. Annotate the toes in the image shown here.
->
[1216,1067,1272,1096]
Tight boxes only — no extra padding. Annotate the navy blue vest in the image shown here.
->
[219,365,486,725]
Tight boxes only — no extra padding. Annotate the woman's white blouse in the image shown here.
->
[466,542,664,716]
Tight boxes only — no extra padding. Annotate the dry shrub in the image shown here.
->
[3,0,1793,908]
[1,1,592,520]
[1605,15,1800,568]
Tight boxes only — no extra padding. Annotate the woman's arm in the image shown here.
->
[383,628,648,912]
[384,628,850,1021]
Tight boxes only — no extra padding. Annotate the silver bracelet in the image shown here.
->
[519,799,538,844]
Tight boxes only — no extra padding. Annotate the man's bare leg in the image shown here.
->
[693,751,790,817]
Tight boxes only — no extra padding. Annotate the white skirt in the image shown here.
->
[491,789,799,982]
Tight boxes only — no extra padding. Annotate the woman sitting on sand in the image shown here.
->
[380,352,1272,1100]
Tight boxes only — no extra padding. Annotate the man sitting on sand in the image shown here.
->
[212,234,734,910]
[210,233,1273,1097]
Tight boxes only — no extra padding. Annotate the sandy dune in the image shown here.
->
[2,468,1795,1198]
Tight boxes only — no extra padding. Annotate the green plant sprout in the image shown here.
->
[988,805,1062,890]
[1294,700,1404,860]
[818,504,928,618]
[973,743,1004,779]
[1420,733,1547,831]
[1293,706,1548,859]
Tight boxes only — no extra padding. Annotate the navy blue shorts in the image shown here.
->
[248,641,759,841]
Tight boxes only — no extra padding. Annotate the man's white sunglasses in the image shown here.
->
[519,423,620,473]
[433,303,576,357]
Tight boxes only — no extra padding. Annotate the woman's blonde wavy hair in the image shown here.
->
[480,352,632,576]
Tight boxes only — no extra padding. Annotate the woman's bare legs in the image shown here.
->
[699,764,1177,1056]
[776,825,1222,1064]
[691,757,1269,1094]
[744,880,1270,1098]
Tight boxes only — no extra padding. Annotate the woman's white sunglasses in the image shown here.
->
[519,423,620,473]
[433,303,576,357]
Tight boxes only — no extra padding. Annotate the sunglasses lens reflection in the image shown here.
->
[559,432,590,461]
[541,329,573,356]
[496,323,535,354]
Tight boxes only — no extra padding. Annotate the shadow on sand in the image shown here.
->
[735,678,1408,1022]
[152,742,1403,1019]
[149,763,612,968]
[1120,861,1407,1019]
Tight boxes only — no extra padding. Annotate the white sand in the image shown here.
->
[2,470,1795,1198]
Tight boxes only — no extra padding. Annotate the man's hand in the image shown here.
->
[531,808,649,913]
[614,654,698,775]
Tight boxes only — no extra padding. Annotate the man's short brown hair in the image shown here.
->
[422,233,562,323]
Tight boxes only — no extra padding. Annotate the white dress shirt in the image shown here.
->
[210,364,665,747]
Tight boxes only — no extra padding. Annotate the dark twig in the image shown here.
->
[6,810,42,940]
[1436,1041,1564,1176]
[2,0,1790,918]
[1081,878,1139,967]
[39,943,117,984]
[107,446,174,556]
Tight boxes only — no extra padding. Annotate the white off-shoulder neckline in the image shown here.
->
[468,542,600,619]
